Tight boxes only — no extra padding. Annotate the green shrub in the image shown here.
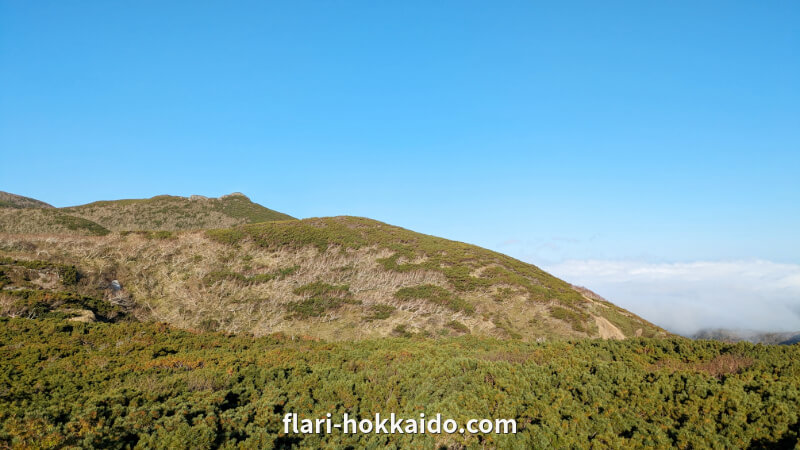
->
[0,319,797,448]
[391,324,413,337]
[493,287,516,302]
[394,285,474,314]
[198,318,220,332]
[3,290,126,321]
[203,266,299,286]
[0,257,82,286]
[59,265,80,285]
[286,297,341,319]
[550,306,589,333]
[363,304,395,321]
[150,230,174,240]
[293,282,350,298]
[286,282,359,319]
[491,316,523,339]
[446,320,470,334]
[52,214,110,236]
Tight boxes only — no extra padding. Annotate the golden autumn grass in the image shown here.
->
[0,215,666,341]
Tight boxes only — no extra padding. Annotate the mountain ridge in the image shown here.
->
[0,192,294,234]
[0,191,55,209]
[0,191,667,341]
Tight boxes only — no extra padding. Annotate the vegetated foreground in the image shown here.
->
[1,318,798,448]
[0,192,798,448]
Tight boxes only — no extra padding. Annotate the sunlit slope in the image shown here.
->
[0,191,55,209]
[61,193,294,231]
[0,215,666,341]
[0,208,110,236]
[1,318,794,448]
[0,192,294,235]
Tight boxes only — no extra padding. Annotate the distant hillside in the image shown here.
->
[0,191,54,209]
[0,209,110,236]
[0,192,294,234]
[62,193,294,231]
[0,206,667,341]
[693,328,800,345]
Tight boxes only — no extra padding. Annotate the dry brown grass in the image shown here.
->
[0,191,54,209]
[0,192,670,341]
[0,209,100,235]
[61,194,293,231]
[0,223,665,341]
[1,231,477,339]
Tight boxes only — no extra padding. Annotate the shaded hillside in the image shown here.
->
[0,191,54,209]
[0,213,666,341]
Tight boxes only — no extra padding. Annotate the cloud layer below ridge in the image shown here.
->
[545,260,800,336]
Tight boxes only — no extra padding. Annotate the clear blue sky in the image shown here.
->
[2,1,798,266]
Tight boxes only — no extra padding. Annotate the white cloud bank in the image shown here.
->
[544,260,800,336]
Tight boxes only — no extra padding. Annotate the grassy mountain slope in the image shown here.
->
[0,211,666,341]
[0,209,110,236]
[2,194,795,448]
[61,193,295,231]
[0,191,54,209]
[0,192,294,235]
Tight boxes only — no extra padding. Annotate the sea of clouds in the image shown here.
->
[545,259,800,336]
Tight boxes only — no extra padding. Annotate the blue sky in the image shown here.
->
[2,2,799,331]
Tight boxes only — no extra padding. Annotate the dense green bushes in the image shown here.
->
[0,257,81,286]
[394,284,474,314]
[1,319,798,448]
[362,304,395,321]
[286,282,361,319]
[51,214,111,236]
[446,320,470,334]
[2,290,126,321]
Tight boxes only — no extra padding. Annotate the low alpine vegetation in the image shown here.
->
[0,319,797,448]
[362,304,395,321]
